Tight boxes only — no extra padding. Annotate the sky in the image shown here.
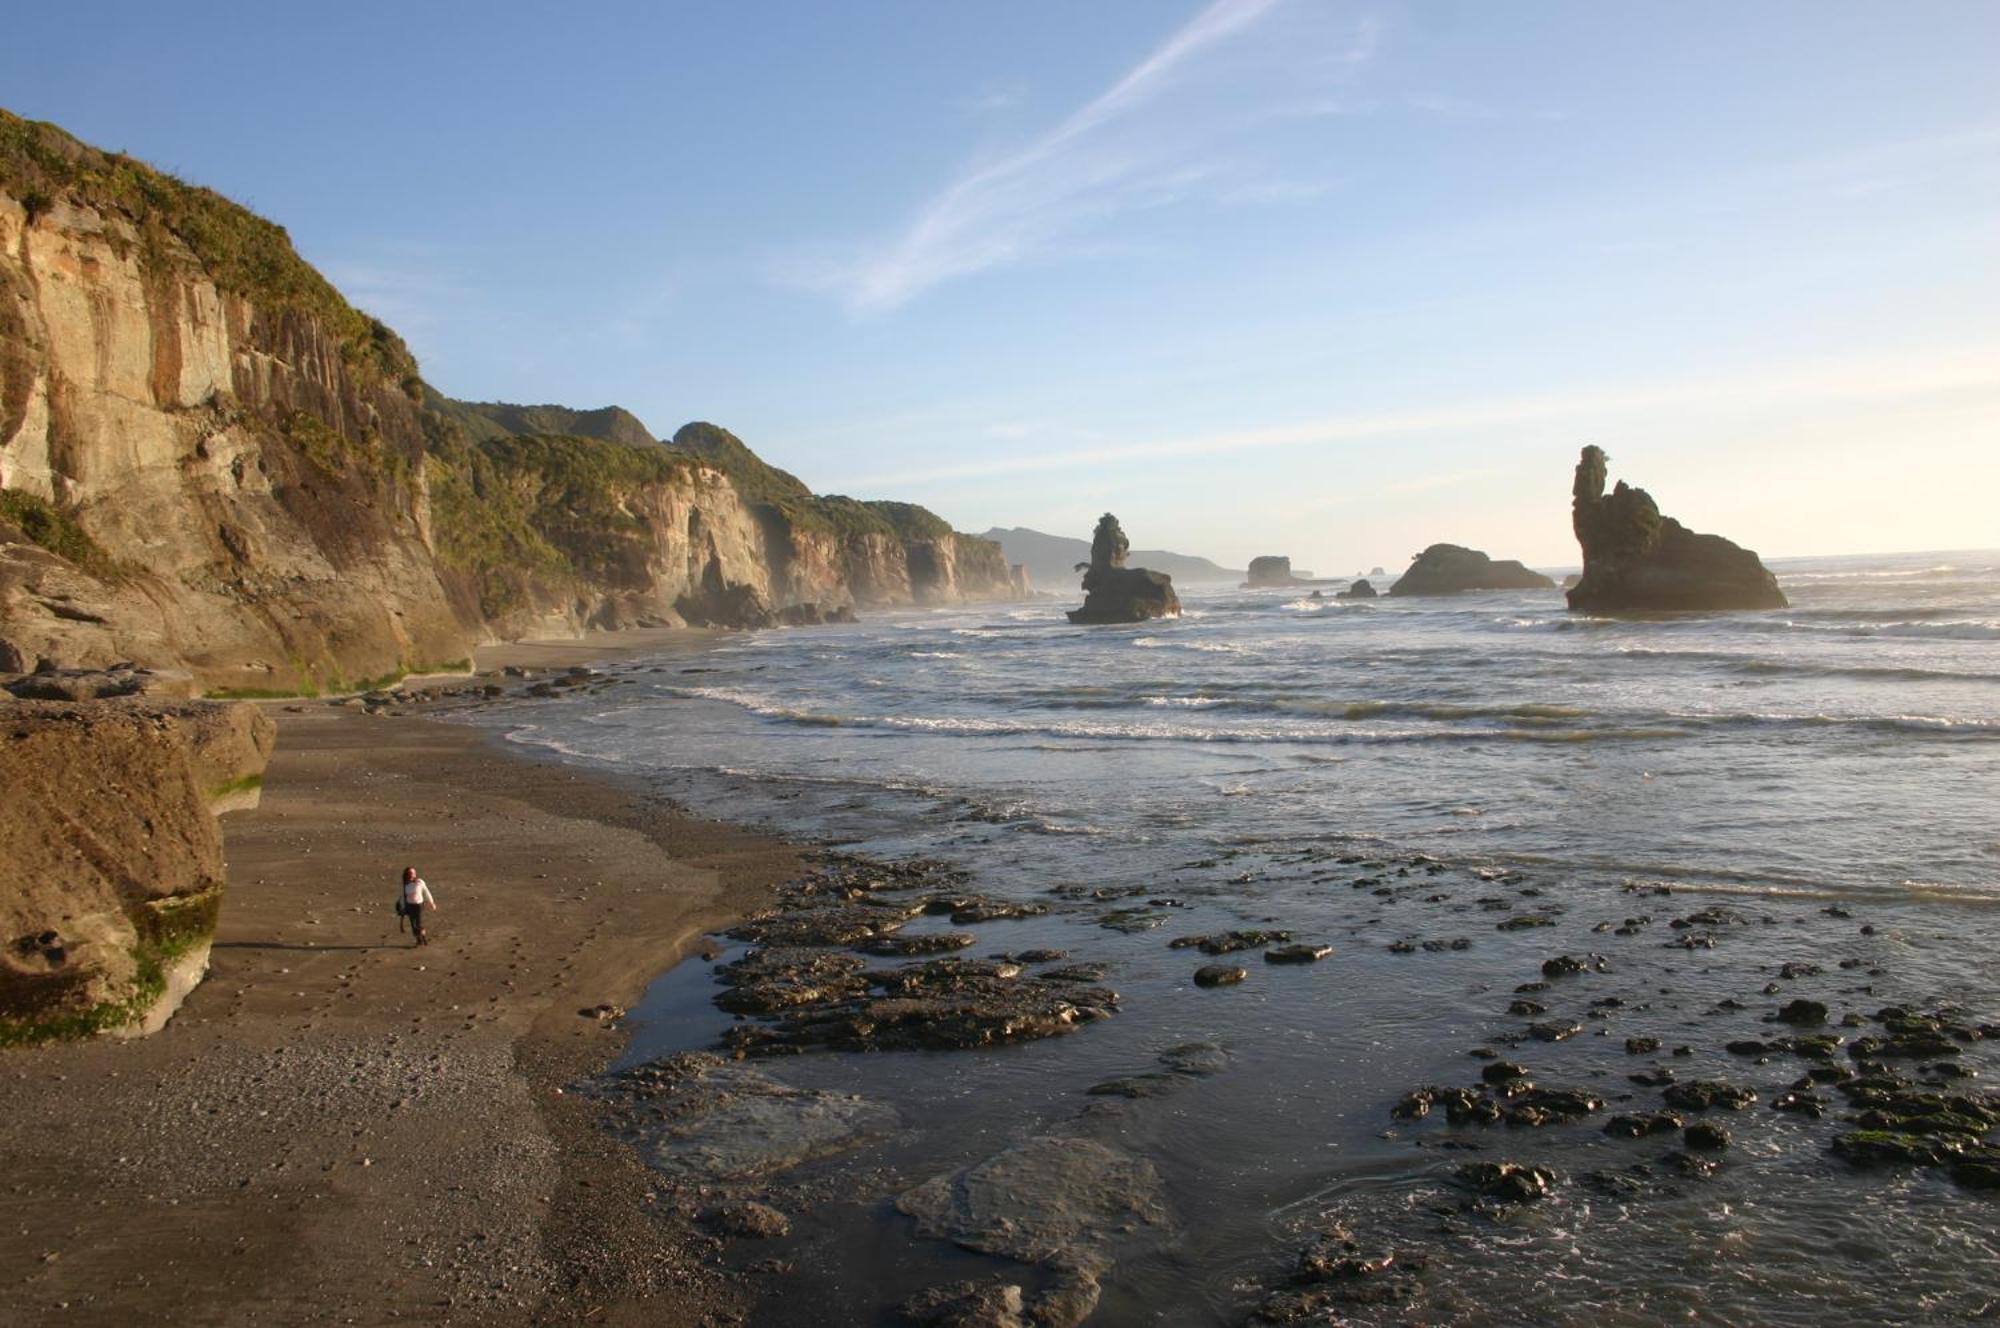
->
[5,1,1997,571]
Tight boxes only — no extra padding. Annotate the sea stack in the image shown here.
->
[1567,446,1786,611]
[1388,544,1557,596]
[1243,556,1305,588]
[1338,578,1378,600]
[1067,514,1180,624]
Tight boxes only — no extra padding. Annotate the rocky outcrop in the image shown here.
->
[0,695,274,1045]
[1388,544,1557,596]
[1567,445,1786,611]
[0,110,1022,690]
[1244,555,1305,588]
[1066,515,1179,625]
[1338,578,1378,600]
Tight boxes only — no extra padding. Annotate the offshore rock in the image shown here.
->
[1567,445,1787,611]
[1388,544,1557,596]
[1066,514,1180,625]
[1243,556,1308,588]
[1337,578,1378,599]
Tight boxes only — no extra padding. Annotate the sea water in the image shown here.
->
[473,550,2000,1325]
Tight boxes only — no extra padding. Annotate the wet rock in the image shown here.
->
[1481,1061,1531,1085]
[1769,1091,1826,1117]
[1604,1112,1684,1138]
[1507,1087,1604,1121]
[1528,1020,1583,1042]
[1662,1080,1758,1112]
[728,901,924,948]
[1782,1034,1842,1061]
[1684,1121,1731,1151]
[1039,963,1111,984]
[862,932,978,958]
[1663,1150,1720,1179]
[1496,914,1557,931]
[1625,1036,1662,1055]
[1086,1073,1182,1100]
[597,1054,897,1181]
[721,956,1117,1056]
[1158,1042,1231,1076]
[1727,1040,1779,1057]
[1392,1089,1438,1121]
[1265,944,1333,964]
[1170,929,1291,955]
[715,949,872,1015]
[1776,998,1829,1026]
[1778,961,1823,980]
[700,1200,792,1239]
[1509,999,1549,1017]
[1193,964,1248,988]
[1832,1130,1970,1167]
[1009,949,1069,964]
[929,894,1050,926]
[1246,1221,1423,1320]
[897,1280,1027,1328]
[1455,1160,1555,1203]
[897,1135,1167,1328]
[1541,954,1606,979]
[1629,1068,1677,1087]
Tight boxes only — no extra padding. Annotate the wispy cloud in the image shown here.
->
[793,0,1378,314]
[842,342,2000,487]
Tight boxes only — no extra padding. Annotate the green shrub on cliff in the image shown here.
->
[0,108,417,390]
[0,487,129,580]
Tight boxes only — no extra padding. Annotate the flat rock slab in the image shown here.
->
[898,1134,1169,1327]
[1265,944,1333,964]
[600,1054,896,1182]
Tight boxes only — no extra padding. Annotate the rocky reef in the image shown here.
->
[0,110,1020,692]
[0,687,273,1044]
[1388,544,1557,596]
[1066,515,1180,625]
[1568,445,1787,611]
[1338,578,1378,600]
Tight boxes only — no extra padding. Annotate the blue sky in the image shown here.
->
[6,2,1997,570]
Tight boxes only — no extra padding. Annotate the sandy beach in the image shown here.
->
[0,641,801,1327]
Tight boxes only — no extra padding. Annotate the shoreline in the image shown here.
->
[0,639,804,1327]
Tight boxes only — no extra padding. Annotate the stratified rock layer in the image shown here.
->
[1388,544,1556,596]
[1567,446,1786,611]
[0,695,274,1044]
[1067,514,1179,624]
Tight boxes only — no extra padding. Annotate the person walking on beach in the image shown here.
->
[399,867,436,946]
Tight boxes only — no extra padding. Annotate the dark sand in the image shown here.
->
[0,694,800,1327]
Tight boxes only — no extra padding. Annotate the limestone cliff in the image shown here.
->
[1568,445,1786,611]
[0,695,273,1045]
[0,110,1020,689]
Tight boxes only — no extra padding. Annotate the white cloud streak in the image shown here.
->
[801,0,1373,314]
[844,343,2000,488]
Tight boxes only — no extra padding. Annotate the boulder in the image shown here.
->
[1387,544,1556,596]
[1336,579,1378,600]
[1066,515,1180,624]
[0,697,274,1045]
[1567,445,1786,611]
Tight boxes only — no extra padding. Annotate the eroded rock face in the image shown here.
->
[0,696,274,1044]
[1066,515,1180,625]
[1388,544,1557,596]
[1568,445,1786,611]
[898,1134,1168,1328]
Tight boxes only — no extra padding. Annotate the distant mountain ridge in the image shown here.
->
[981,527,1244,587]
[424,393,660,450]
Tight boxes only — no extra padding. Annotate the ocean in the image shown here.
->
[472,549,2000,1325]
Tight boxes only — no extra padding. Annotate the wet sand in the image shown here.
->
[0,641,802,1327]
